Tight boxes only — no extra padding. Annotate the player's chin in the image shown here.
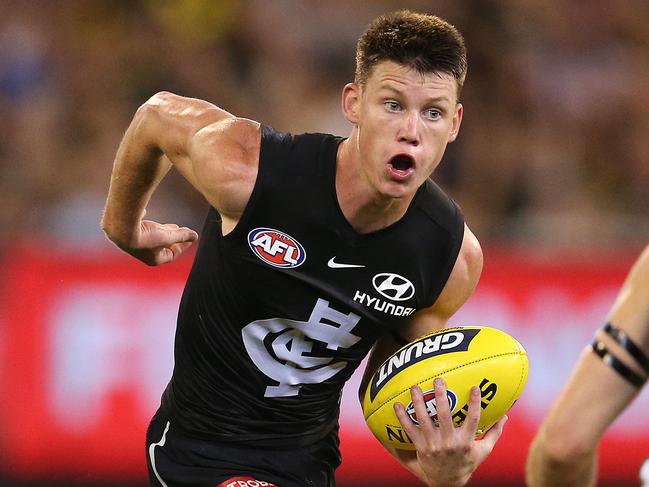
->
[381,180,418,199]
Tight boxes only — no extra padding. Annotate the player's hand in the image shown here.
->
[113,219,199,266]
[394,378,507,487]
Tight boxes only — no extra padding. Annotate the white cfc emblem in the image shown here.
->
[242,299,362,397]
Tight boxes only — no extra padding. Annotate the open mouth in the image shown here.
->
[387,154,415,179]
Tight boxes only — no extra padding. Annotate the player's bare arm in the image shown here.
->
[359,226,506,486]
[526,244,649,487]
[101,91,260,265]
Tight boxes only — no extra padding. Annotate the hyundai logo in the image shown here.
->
[372,273,415,301]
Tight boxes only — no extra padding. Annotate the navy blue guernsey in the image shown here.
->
[161,124,464,448]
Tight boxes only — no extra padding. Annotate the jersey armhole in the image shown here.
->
[219,123,281,239]
[441,200,466,289]
[422,194,466,310]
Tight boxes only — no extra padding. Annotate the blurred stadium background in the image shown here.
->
[1,1,648,486]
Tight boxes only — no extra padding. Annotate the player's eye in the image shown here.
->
[424,108,441,120]
[384,101,401,112]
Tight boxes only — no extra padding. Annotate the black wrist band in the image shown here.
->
[603,322,649,374]
[590,339,646,387]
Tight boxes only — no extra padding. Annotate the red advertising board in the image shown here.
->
[0,243,647,484]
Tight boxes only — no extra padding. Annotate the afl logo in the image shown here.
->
[406,389,458,425]
[248,227,306,268]
[372,273,415,301]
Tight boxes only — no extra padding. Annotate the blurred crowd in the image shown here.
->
[1,0,648,253]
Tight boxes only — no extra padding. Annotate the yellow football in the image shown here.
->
[362,326,529,450]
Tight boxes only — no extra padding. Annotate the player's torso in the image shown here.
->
[165,126,464,444]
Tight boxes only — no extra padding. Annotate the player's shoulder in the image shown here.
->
[258,126,343,174]
[414,179,465,243]
[260,125,342,149]
[457,225,483,274]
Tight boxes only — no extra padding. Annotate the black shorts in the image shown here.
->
[146,408,340,487]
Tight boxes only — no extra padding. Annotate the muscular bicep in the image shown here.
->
[139,92,261,221]
[139,92,233,174]
[189,118,261,222]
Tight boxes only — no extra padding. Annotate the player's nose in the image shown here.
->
[397,111,420,146]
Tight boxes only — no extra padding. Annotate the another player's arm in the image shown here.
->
[359,226,507,487]
[526,245,649,487]
[101,91,260,265]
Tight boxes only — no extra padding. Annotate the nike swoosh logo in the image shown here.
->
[327,257,366,269]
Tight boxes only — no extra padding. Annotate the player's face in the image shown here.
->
[344,61,463,200]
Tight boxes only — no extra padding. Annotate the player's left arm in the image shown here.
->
[359,225,507,487]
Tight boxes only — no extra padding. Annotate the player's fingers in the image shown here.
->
[170,241,194,258]
[394,401,422,443]
[159,227,198,246]
[143,247,174,266]
[487,415,508,440]
[179,227,198,241]
[141,221,198,245]
[432,378,454,436]
[461,385,482,437]
[181,227,199,240]
[410,385,438,435]
[476,415,508,454]
[148,242,193,266]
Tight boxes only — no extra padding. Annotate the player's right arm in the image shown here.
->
[359,226,506,487]
[526,244,649,487]
[101,91,261,265]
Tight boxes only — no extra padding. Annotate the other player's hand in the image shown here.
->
[394,378,507,487]
[115,219,198,266]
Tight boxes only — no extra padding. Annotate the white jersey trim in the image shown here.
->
[148,420,171,487]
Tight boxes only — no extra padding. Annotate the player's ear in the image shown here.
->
[342,82,361,124]
[448,103,463,143]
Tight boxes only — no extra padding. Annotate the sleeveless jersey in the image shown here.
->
[160,124,465,447]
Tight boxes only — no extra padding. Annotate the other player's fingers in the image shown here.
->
[461,385,482,437]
